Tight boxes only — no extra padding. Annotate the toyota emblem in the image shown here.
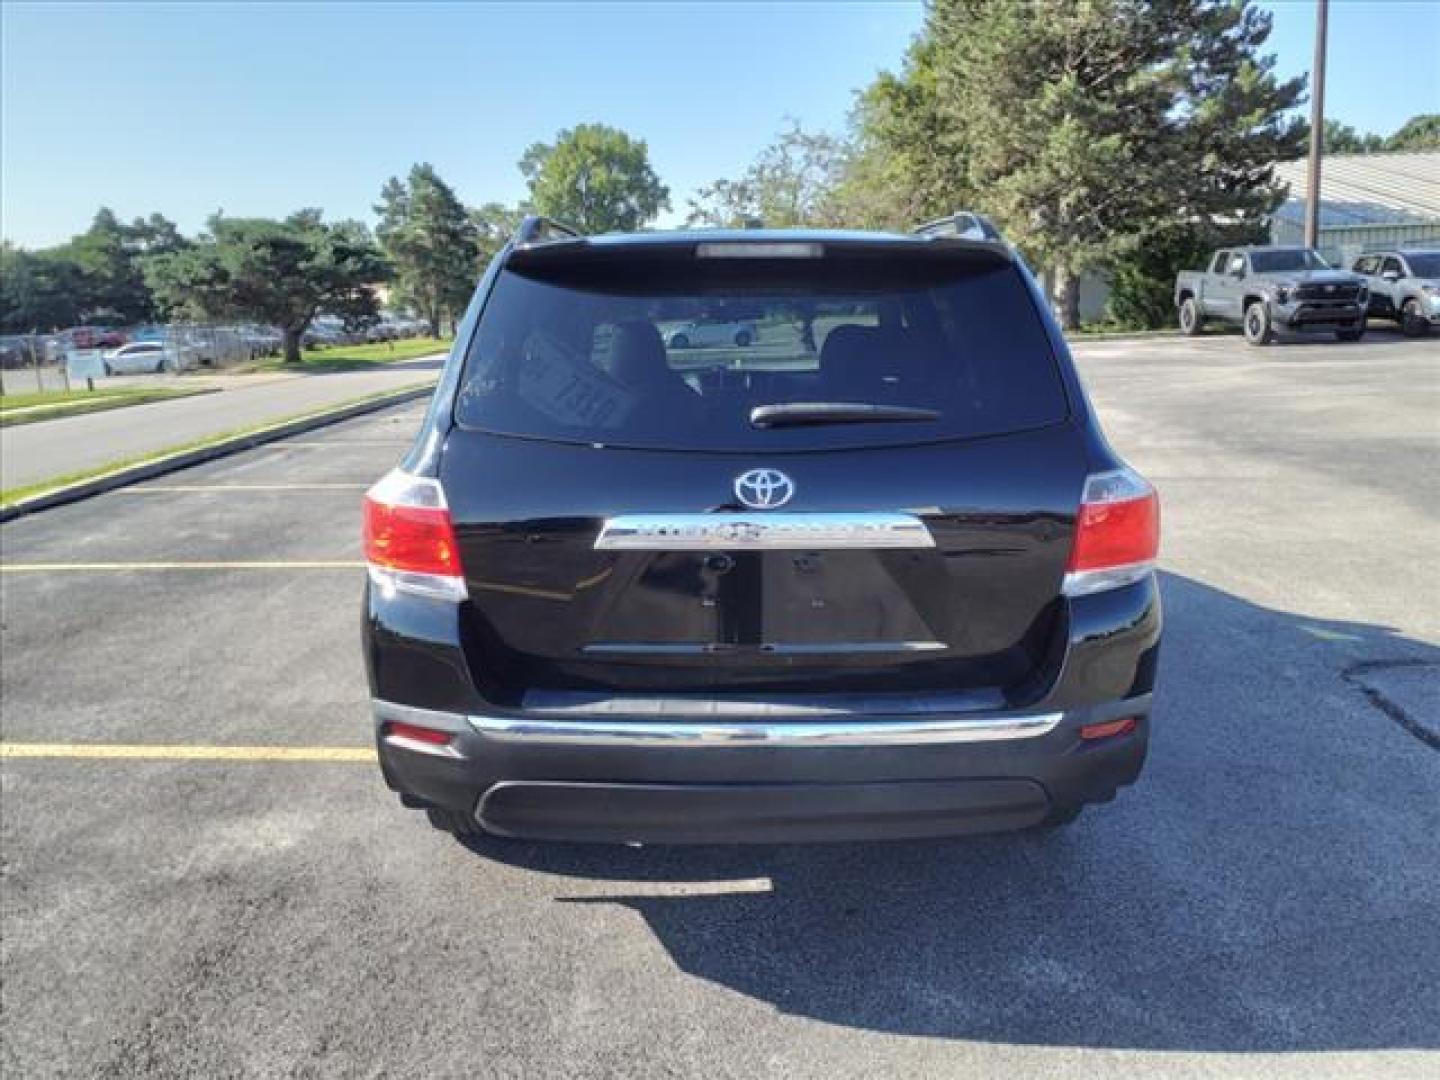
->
[734,468,795,510]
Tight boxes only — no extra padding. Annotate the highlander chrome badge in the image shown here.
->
[594,513,935,551]
[734,468,794,510]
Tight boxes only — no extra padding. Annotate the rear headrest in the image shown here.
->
[818,325,879,379]
[607,321,670,387]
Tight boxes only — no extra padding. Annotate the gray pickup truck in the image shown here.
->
[1174,246,1369,345]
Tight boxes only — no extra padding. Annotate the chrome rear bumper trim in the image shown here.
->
[375,698,1062,748]
[467,712,1061,748]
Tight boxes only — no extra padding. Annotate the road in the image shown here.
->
[1,358,442,491]
[1,331,1437,1078]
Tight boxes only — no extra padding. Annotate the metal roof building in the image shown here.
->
[1271,151,1440,259]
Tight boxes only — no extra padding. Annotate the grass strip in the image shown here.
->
[0,383,432,507]
[0,387,210,426]
[230,338,453,374]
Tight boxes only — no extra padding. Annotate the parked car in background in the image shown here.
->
[1175,246,1369,345]
[1351,248,1440,337]
[304,316,361,348]
[363,216,1162,847]
[666,317,759,348]
[102,341,186,374]
[229,325,280,358]
[365,318,405,343]
[61,325,127,350]
[0,335,40,369]
[303,326,344,348]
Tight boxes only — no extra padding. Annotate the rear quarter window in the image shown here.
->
[454,251,1070,452]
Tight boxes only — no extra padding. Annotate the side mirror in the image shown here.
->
[1231,267,1246,279]
[1381,271,1401,282]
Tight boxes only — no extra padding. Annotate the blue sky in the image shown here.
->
[2,1,1436,248]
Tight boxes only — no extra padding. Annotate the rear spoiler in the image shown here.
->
[504,230,1014,272]
[913,211,1005,243]
[513,214,583,248]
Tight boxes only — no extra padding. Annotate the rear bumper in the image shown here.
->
[373,694,1150,843]
[365,570,1161,843]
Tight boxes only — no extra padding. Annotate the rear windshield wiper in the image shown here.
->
[750,402,941,428]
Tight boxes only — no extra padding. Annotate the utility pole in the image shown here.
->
[1304,0,1329,249]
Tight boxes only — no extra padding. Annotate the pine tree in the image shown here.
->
[375,164,479,336]
[860,0,1305,328]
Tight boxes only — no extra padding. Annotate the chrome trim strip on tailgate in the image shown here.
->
[594,512,936,551]
[467,712,1061,747]
[581,640,947,656]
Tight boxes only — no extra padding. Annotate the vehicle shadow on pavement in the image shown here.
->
[456,572,1440,1052]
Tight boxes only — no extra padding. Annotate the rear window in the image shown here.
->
[454,252,1069,451]
[1250,249,1329,273]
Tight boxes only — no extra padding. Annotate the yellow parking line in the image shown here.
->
[0,743,376,762]
[0,561,363,572]
[118,484,368,493]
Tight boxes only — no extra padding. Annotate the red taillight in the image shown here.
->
[1080,716,1138,741]
[364,500,459,576]
[1063,467,1160,596]
[363,469,467,601]
[385,721,453,747]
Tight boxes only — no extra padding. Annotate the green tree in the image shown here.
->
[1320,119,1385,154]
[836,38,961,230]
[375,164,478,337]
[866,0,1304,328]
[1104,219,1267,329]
[0,243,85,332]
[687,120,847,228]
[520,123,669,233]
[470,201,527,268]
[1386,113,1440,151]
[51,208,186,323]
[145,211,387,363]
[128,212,189,256]
[1289,119,1386,157]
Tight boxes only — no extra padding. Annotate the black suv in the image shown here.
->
[362,218,1161,845]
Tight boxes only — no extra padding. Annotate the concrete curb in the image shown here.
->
[1067,330,1188,343]
[0,384,433,523]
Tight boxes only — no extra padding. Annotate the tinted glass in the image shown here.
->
[454,258,1069,451]
[1381,257,1403,275]
[1405,254,1440,276]
[1250,249,1328,273]
[1210,251,1230,273]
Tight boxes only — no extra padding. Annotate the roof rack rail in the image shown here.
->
[513,214,585,247]
[914,211,1003,243]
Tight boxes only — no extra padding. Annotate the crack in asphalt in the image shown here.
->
[1342,660,1440,752]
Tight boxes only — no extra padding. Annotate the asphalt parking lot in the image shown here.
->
[2,330,1437,1078]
